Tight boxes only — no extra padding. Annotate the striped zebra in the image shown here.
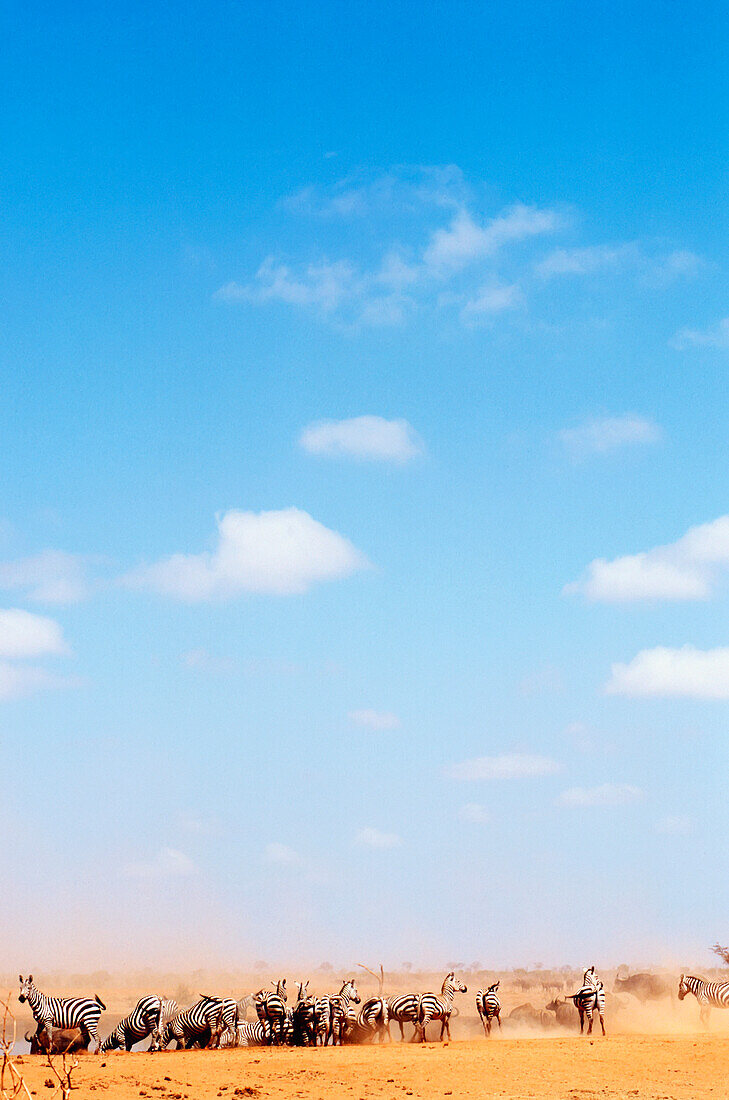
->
[206,997,238,1048]
[475,981,501,1036]
[292,982,316,1046]
[312,995,332,1045]
[235,994,255,1023]
[160,996,226,1049]
[327,979,360,1045]
[566,967,606,1036]
[150,999,180,1051]
[235,1021,268,1047]
[100,995,162,1052]
[386,993,420,1042]
[19,974,106,1052]
[254,979,287,1044]
[417,972,467,1042]
[346,997,389,1044]
[678,974,729,1026]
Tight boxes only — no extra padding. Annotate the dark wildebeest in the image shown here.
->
[26,1027,87,1054]
[613,972,672,1001]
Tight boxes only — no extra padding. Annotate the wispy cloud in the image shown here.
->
[672,316,729,350]
[348,709,401,731]
[125,508,369,600]
[0,608,69,658]
[283,165,469,218]
[460,282,523,323]
[355,827,403,849]
[423,204,559,274]
[0,662,76,702]
[565,514,729,602]
[536,243,637,278]
[447,752,559,780]
[264,842,303,865]
[654,815,693,835]
[300,416,423,462]
[124,847,196,879]
[559,413,661,456]
[538,243,703,286]
[458,803,490,824]
[558,784,643,807]
[181,648,236,674]
[0,550,92,604]
[606,645,729,699]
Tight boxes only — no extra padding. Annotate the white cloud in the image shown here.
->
[606,646,729,699]
[646,250,704,286]
[672,317,729,350]
[283,165,469,218]
[264,842,302,865]
[181,648,235,674]
[566,514,729,602]
[654,815,693,835]
[458,803,490,824]
[355,827,403,849]
[124,848,196,879]
[300,416,423,462]
[218,257,357,315]
[461,282,523,322]
[559,414,661,456]
[558,784,643,807]
[537,243,703,285]
[0,662,75,702]
[349,709,401,731]
[0,550,90,604]
[0,608,69,658]
[424,204,559,274]
[126,508,369,600]
[536,243,636,278]
[447,752,560,781]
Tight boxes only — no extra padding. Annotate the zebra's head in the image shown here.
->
[583,965,596,984]
[274,978,287,1001]
[18,975,34,1003]
[296,980,309,1002]
[443,972,468,995]
[488,981,500,993]
[341,979,360,1005]
[678,974,690,1000]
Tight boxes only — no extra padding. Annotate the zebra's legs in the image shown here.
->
[598,1012,606,1037]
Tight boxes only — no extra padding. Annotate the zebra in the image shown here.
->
[235,994,255,1023]
[566,966,606,1036]
[292,982,316,1046]
[18,974,106,1052]
[254,979,287,1044]
[149,999,179,1051]
[312,995,332,1045]
[346,997,389,1044]
[205,996,238,1048]
[326,979,360,1045]
[234,1021,268,1047]
[386,993,421,1042]
[678,974,729,1026]
[159,996,225,1049]
[475,981,501,1036]
[100,995,162,1052]
[416,972,467,1042]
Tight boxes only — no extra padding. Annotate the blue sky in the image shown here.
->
[2,0,729,971]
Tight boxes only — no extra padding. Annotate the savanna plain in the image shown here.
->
[6,967,729,1100]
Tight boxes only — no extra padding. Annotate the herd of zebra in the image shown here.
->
[16,969,729,1054]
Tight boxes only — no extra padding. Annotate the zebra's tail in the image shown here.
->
[94,995,107,1010]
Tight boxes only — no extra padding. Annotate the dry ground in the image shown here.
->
[13,1035,729,1100]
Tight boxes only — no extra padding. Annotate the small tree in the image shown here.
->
[710,943,729,966]
[0,994,31,1100]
